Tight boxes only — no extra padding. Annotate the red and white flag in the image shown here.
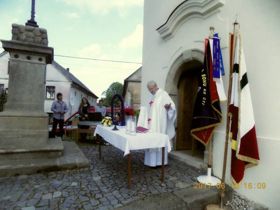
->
[229,30,260,184]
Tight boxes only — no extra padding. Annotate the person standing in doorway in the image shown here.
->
[144,80,177,167]
[51,92,68,137]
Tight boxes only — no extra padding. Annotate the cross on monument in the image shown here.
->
[25,0,39,27]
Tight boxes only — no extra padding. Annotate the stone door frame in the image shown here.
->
[165,48,208,163]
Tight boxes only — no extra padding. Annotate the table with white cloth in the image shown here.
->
[94,124,171,188]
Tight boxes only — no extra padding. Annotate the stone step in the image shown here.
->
[174,187,220,210]
[0,141,89,177]
[0,138,64,160]
[169,150,206,169]
[115,186,220,210]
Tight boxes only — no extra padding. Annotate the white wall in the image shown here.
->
[0,55,97,120]
[0,53,9,90]
[69,87,97,118]
[44,64,72,119]
[45,64,97,119]
[142,0,280,209]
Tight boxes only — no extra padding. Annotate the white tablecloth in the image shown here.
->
[94,125,171,156]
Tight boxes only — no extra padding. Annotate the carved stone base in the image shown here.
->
[0,141,89,177]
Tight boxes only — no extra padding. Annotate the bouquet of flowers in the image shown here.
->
[124,107,134,116]
[101,116,112,126]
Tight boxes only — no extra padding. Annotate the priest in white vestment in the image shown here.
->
[141,81,176,167]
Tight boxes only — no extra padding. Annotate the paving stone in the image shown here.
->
[26,198,40,206]
[95,193,103,199]
[42,193,52,200]
[53,191,62,198]
[37,199,49,207]
[110,199,119,205]
[93,176,101,181]
[175,181,191,189]
[114,203,123,208]
[90,199,100,206]
[51,180,62,188]
[11,192,23,202]
[0,145,204,210]
[21,206,35,210]
[49,198,60,209]
[79,195,90,203]
[61,197,74,208]
[1,195,11,200]
[35,207,49,210]
[83,203,94,210]
[33,192,42,199]
[70,182,78,187]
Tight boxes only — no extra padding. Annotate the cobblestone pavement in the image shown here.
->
[0,142,203,210]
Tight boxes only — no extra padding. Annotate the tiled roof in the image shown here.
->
[0,51,8,57]
[0,51,98,98]
[124,67,142,82]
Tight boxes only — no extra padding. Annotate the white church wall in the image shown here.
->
[142,0,280,209]
[212,1,280,209]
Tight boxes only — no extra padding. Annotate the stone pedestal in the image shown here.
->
[0,37,53,150]
[0,24,89,176]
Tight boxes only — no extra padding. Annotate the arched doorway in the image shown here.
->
[165,49,205,158]
[176,61,204,157]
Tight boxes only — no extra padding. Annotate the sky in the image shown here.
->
[0,0,143,98]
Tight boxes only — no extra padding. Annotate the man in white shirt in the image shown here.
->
[144,81,177,167]
[95,99,107,117]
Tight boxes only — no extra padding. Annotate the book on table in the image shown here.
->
[136,126,149,133]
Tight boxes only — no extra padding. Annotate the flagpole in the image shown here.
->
[205,22,239,210]
[207,26,215,173]
[197,26,221,187]
[207,26,215,177]
[219,22,240,209]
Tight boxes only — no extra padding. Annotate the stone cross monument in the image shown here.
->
[0,0,88,176]
[0,24,53,148]
[26,0,39,27]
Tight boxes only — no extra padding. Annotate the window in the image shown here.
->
[46,86,55,99]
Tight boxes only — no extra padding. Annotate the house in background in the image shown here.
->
[46,61,98,119]
[122,67,141,110]
[0,51,98,119]
[0,52,9,94]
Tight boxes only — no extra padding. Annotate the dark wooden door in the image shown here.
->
[176,70,199,150]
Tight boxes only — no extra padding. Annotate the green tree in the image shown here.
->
[102,82,123,107]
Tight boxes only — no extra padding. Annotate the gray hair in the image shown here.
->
[147,80,157,87]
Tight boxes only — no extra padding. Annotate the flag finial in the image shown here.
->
[209,26,215,38]
[233,22,240,34]
[234,14,239,25]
